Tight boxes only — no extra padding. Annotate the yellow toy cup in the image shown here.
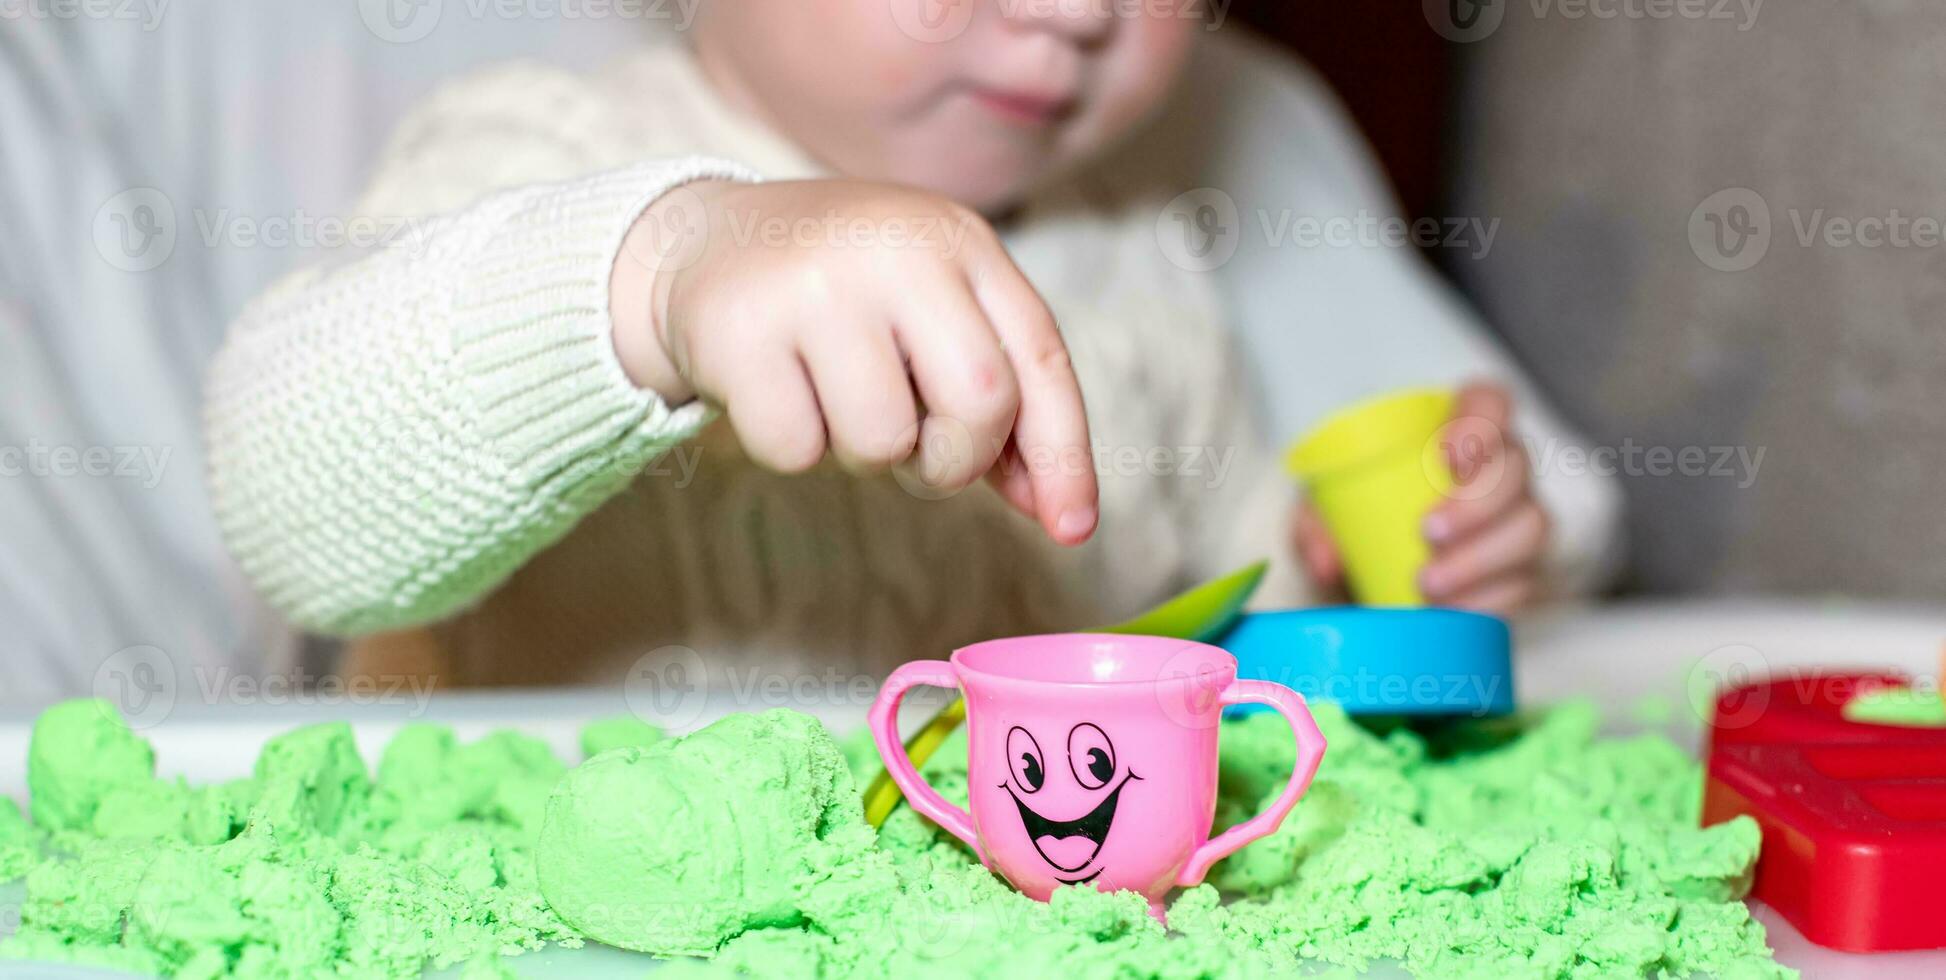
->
[1286,387,1456,606]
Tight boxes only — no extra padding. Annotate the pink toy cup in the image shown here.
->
[869,633,1326,911]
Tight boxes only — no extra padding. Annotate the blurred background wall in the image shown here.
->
[1249,0,1946,599]
[1,3,635,702]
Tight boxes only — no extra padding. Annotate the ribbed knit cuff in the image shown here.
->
[446,157,759,490]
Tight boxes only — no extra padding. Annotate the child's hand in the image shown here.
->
[1291,382,1550,614]
[1420,382,1549,612]
[610,179,1098,545]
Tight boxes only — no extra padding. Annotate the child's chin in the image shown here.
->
[882,109,1084,213]
[918,157,1055,216]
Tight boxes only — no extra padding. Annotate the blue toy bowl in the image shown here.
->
[1216,607,1514,718]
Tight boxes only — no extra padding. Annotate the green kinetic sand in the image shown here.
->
[0,799,35,882]
[576,715,665,758]
[537,711,870,955]
[2,701,581,976]
[1,700,1790,978]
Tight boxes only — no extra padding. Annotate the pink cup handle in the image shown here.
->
[1178,680,1327,887]
[867,660,983,863]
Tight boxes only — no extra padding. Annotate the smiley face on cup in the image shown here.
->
[870,634,1326,910]
[1000,720,1140,884]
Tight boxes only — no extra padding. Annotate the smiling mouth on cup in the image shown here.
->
[1001,771,1141,879]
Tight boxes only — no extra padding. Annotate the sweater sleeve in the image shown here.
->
[205,156,755,635]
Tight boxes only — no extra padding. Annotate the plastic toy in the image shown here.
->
[1286,387,1455,606]
[870,634,1325,913]
[1217,607,1514,718]
[861,560,1268,828]
[1703,669,1946,951]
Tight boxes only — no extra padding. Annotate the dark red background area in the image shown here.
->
[1233,2,1453,221]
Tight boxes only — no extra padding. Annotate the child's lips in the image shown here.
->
[970,87,1078,126]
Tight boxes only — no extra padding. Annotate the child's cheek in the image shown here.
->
[851,0,965,100]
[1093,18,1199,137]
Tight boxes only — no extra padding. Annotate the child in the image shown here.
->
[206,1,1614,686]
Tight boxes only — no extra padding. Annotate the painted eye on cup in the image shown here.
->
[1068,722,1116,790]
[1007,726,1045,793]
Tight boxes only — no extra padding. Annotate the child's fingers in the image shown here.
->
[1452,380,1513,429]
[1441,387,1513,485]
[1292,503,1343,586]
[1439,573,1539,617]
[1426,436,1530,546]
[970,261,1097,546]
[893,276,1019,493]
[720,344,828,474]
[984,439,1039,519]
[800,320,919,473]
[1419,501,1549,600]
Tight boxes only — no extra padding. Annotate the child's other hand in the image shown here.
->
[1419,382,1549,613]
[1290,381,1550,615]
[610,179,1097,545]
[1291,503,1349,604]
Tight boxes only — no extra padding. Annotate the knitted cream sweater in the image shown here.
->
[205,42,1303,685]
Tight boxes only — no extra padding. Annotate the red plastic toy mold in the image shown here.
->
[1703,670,1946,952]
